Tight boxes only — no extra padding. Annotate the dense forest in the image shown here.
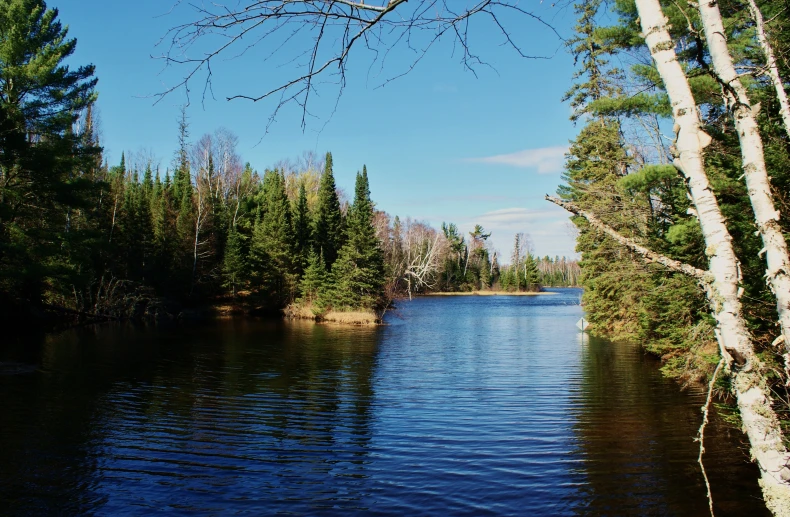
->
[0,0,579,329]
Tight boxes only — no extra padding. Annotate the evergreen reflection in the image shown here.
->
[0,319,381,514]
[570,335,767,516]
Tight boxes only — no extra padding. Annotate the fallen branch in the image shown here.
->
[545,195,707,280]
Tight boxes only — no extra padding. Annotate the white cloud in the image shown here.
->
[459,205,579,260]
[475,207,564,227]
[466,146,568,174]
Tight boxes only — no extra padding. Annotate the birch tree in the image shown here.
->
[743,0,790,139]
[401,220,447,299]
[696,0,790,368]
[606,0,790,509]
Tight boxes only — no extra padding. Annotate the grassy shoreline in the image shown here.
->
[283,303,381,325]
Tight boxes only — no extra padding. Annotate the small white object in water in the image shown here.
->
[576,317,589,331]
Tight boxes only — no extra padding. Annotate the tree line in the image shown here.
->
[375,219,580,298]
[0,1,577,328]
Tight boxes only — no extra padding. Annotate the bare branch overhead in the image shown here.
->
[155,1,564,130]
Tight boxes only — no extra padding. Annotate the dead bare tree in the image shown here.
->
[402,220,447,299]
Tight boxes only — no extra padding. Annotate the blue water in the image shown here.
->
[0,289,766,515]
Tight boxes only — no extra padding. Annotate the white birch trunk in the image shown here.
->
[109,194,119,243]
[634,0,790,511]
[191,188,204,296]
[744,0,790,140]
[636,0,749,361]
[699,0,790,368]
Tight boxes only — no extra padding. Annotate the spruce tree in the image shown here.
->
[312,152,344,267]
[329,166,385,310]
[480,249,492,289]
[248,170,294,301]
[293,182,311,275]
[223,228,247,295]
[524,253,540,292]
[299,250,328,306]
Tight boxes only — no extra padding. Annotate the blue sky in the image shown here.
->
[54,0,581,260]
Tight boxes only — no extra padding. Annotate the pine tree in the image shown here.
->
[480,249,492,289]
[293,182,312,275]
[524,253,540,292]
[511,234,522,291]
[312,152,344,267]
[0,0,99,312]
[562,0,622,121]
[223,228,247,295]
[299,250,328,306]
[248,170,294,301]
[329,166,385,310]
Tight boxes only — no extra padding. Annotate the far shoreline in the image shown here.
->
[422,291,560,297]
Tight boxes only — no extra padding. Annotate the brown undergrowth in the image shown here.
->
[283,302,380,325]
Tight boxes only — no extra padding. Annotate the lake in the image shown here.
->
[0,289,767,515]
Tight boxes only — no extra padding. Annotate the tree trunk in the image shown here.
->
[744,0,790,139]
[633,0,790,511]
[699,0,790,366]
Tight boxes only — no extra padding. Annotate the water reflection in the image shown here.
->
[0,320,381,515]
[571,334,766,516]
[0,292,770,515]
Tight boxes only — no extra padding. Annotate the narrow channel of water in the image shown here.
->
[0,289,767,515]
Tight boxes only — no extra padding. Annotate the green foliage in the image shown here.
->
[313,152,344,267]
[249,170,294,302]
[223,229,247,295]
[563,0,623,120]
[0,0,99,313]
[524,254,540,291]
[299,250,328,304]
[554,0,790,389]
[293,183,311,275]
[326,166,385,311]
[590,93,672,118]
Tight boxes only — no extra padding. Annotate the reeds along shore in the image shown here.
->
[283,303,381,325]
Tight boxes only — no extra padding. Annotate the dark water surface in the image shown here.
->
[0,289,768,515]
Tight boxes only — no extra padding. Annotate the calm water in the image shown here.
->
[0,289,768,515]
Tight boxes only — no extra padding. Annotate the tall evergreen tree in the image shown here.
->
[223,228,247,295]
[312,151,344,267]
[329,166,385,310]
[249,170,294,301]
[524,253,540,292]
[299,249,328,305]
[293,182,311,275]
[0,0,99,313]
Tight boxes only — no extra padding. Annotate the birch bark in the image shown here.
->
[633,0,790,511]
[698,0,790,362]
[743,0,790,139]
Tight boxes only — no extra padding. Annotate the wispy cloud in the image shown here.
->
[474,207,565,227]
[460,206,578,259]
[398,194,537,207]
[466,146,568,174]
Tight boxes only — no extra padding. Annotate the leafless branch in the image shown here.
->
[155,1,564,130]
